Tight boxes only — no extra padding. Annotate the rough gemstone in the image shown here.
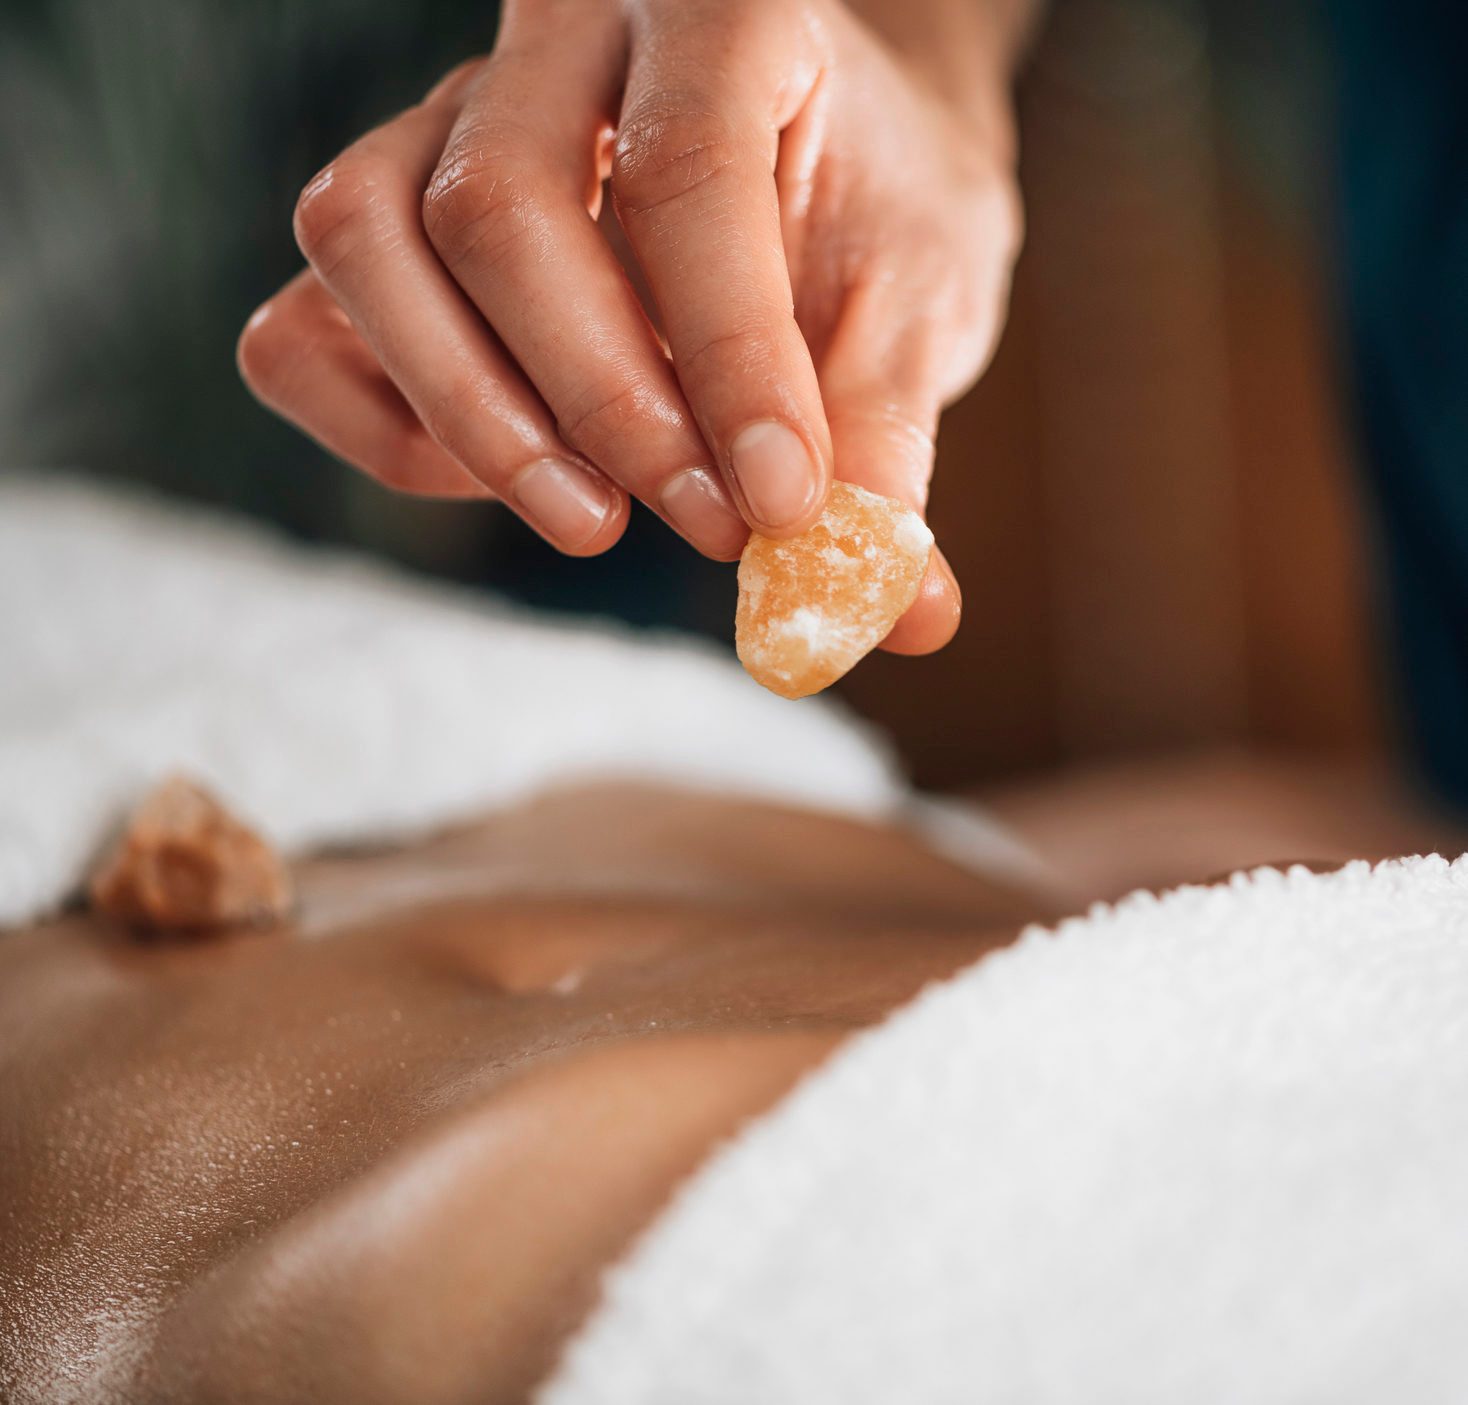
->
[736,481,934,699]
[89,775,293,932]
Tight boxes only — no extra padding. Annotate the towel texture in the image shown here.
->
[544,855,1468,1404]
[0,475,913,927]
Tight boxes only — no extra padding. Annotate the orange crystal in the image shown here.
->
[89,775,293,932]
[736,481,934,699]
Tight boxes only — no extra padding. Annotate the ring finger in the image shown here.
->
[291,79,628,554]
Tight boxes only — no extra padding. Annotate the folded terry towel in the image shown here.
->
[544,855,1468,1404]
[0,474,931,927]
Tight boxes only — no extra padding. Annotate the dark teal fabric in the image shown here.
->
[1328,3,1468,803]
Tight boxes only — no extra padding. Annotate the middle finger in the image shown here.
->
[423,20,749,560]
[294,84,628,554]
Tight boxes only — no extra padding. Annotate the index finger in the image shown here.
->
[611,1,832,538]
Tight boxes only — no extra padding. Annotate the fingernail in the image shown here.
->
[511,459,613,549]
[728,421,820,530]
[660,467,749,558]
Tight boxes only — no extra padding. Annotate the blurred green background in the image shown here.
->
[0,0,735,634]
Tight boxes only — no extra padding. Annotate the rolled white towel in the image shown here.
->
[0,474,926,928]
[545,854,1468,1405]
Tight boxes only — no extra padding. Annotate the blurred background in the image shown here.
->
[0,0,1448,802]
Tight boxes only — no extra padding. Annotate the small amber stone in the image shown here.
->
[736,481,934,699]
[89,775,293,932]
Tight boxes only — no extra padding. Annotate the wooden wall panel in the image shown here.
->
[836,0,1382,788]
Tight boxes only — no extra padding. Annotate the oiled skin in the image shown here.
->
[0,785,1044,1404]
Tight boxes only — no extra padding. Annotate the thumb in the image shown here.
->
[819,313,961,656]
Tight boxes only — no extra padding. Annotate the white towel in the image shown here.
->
[544,855,1468,1404]
[0,474,930,928]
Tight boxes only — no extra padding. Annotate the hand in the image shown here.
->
[238,0,1024,654]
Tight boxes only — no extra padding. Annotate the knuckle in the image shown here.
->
[682,317,781,381]
[611,105,745,216]
[839,396,935,459]
[831,399,936,506]
[557,378,660,459]
[293,155,389,274]
[420,376,493,465]
[422,140,545,272]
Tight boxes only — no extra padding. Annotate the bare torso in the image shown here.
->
[0,785,1043,1404]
